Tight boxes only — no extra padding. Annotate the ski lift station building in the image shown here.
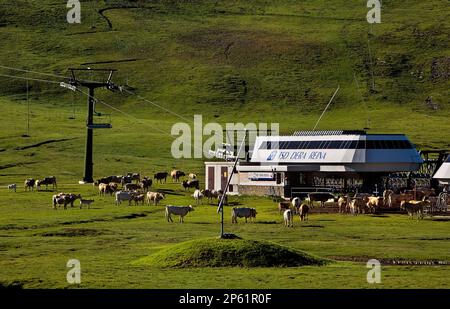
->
[433,155,450,186]
[204,130,424,197]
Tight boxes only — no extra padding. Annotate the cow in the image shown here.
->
[283,209,294,227]
[154,172,168,184]
[386,192,415,208]
[400,200,430,219]
[231,207,257,223]
[140,178,152,192]
[217,193,228,206]
[52,193,81,209]
[79,199,94,209]
[278,201,291,214]
[128,172,141,183]
[337,195,350,213]
[24,178,35,191]
[95,175,122,185]
[382,190,394,207]
[171,170,185,182]
[201,189,220,203]
[291,197,301,214]
[192,189,204,205]
[36,176,57,190]
[146,191,165,205]
[7,184,16,192]
[182,180,199,191]
[308,192,336,207]
[366,196,382,213]
[121,175,133,187]
[109,182,119,193]
[124,183,141,191]
[165,205,194,223]
[52,193,66,209]
[349,198,366,215]
[99,183,114,196]
[188,173,197,180]
[66,194,82,207]
[299,204,309,221]
[131,194,146,206]
[115,191,134,206]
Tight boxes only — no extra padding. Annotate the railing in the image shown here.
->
[434,192,449,213]
[290,186,334,198]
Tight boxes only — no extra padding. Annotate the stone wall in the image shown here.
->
[238,185,284,197]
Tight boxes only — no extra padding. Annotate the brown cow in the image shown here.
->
[131,194,146,206]
[400,200,430,219]
[278,201,291,214]
[299,204,309,221]
[99,183,114,196]
[171,170,185,182]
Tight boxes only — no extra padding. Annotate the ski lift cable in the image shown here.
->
[3,66,193,125]
[74,87,173,137]
[121,88,192,123]
[0,67,211,156]
[75,88,207,156]
[0,65,70,80]
[0,70,185,144]
[0,73,61,84]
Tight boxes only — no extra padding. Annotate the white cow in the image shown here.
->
[165,205,194,223]
[231,207,257,224]
[146,192,165,205]
[283,209,293,227]
[291,197,301,214]
[192,189,204,205]
[115,191,133,206]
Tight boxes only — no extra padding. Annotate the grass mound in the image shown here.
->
[135,238,328,268]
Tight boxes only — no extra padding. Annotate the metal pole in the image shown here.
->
[218,130,247,238]
[83,86,95,183]
[26,76,30,136]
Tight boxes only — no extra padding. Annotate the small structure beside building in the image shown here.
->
[433,155,450,186]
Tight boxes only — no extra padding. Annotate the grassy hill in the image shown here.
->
[0,0,449,181]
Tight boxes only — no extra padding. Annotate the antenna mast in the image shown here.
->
[313,85,340,131]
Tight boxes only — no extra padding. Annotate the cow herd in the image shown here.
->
[7,176,58,192]
[5,172,444,223]
[277,188,439,223]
